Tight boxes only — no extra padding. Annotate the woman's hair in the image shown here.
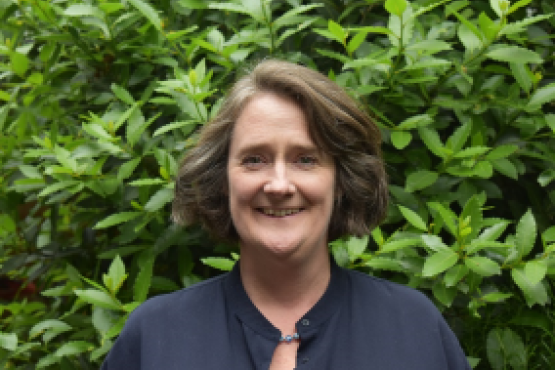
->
[172,59,388,242]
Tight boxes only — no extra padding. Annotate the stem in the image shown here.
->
[260,0,275,53]
[388,15,404,87]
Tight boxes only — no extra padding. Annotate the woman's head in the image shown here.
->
[172,59,388,242]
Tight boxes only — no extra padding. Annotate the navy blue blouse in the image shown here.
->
[102,261,471,369]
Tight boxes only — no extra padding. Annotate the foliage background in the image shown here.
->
[1,0,555,368]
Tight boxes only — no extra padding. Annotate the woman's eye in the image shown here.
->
[297,156,317,166]
[242,156,265,167]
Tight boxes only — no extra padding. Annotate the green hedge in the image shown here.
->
[1,0,555,368]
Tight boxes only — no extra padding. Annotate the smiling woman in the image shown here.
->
[101,60,471,370]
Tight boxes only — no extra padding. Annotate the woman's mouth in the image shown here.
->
[257,208,304,217]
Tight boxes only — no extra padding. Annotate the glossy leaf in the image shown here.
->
[515,209,536,259]
[486,47,543,64]
[527,83,555,109]
[391,131,412,149]
[465,256,501,276]
[0,332,17,351]
[385,0,408,17]
[201,257,235,271]
[398,205,427,231]
[405,170,439,192]
[422,249,459,277]
[511,267,549,307]
[74,289,122,310]
[94,212,142,229]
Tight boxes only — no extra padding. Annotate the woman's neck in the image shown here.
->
[239,247,331,333]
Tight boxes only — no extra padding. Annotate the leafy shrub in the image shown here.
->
[1,0,554,368]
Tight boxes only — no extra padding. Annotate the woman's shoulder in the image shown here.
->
[344,268,440,315]
[129,272,229,319]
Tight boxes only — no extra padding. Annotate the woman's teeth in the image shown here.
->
[260,208,302,217]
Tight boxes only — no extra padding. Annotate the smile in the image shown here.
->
[257,208,304,217]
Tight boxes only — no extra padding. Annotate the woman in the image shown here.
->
[102,60,470,369]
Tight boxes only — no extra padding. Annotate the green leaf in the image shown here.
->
[428,202,457,236]
[478,220,511,241]
[397,114,433,130]
[54,341,94,357]
[489,0,503,18]
[446,122,472,152]
[465,256,501,276]
[398,205,427,231]
[432,282,457,307]
[500,13,555,36]
[422,249,459,277]
[328,20,346,43]
[491,158,518,179]
[543,226,555,243]
[508,0,534,15]
[128,178,166,186]
[29,320,72,340]
[82,123,113,141]
[343,57,389,70]
[126,0,163,31]
[486,46,543,64]
[117,158,141,181]
[453,11,483,47]
[74,289,122,310]
[10,52,29,77]
[64,4,103,18]
[453,146,490,158]
[401,58,451,71]
[405,170,439,192]
[103,256,127,295]
[348,26,392,35]
[524,260,547,285]
[538,169,555,187]
[36,354,59,368]
[481,292,512,303]
[510,63,532,93]
[478,12,499,41]
[134,251,155,302]
[385,0,408,17]
[421,234,449,252]
[201,257,235,271]
[406,40,452,53]
[94,212,142,229]
[153,121,198,137]
[418,127,445,158]
[487,328,528,370]
[391,131,412,149]
[38,180,80,197]
[511,267,549,307]
[380,238,421,253]
[111,84,135,105]
[274,4,323,29]
[144,188,174,212]
[178,0,208,9]
[444,264,469,287]
[208,2,255,20]
[485,144,519,160]
[346,235,368,261]
[365,257,404,272]
[515,209,536,258]
[0,332,17,351]
[347,31,367,55]
[0,90,11,102]
[527,83,555,109]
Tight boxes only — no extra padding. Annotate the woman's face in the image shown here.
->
[227,93,336,260]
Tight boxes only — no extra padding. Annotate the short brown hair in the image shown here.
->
[172,59,388,242]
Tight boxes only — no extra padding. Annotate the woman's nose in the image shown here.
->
[263,163,296,195]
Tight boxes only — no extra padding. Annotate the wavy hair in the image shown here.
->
[172,59,388,242]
